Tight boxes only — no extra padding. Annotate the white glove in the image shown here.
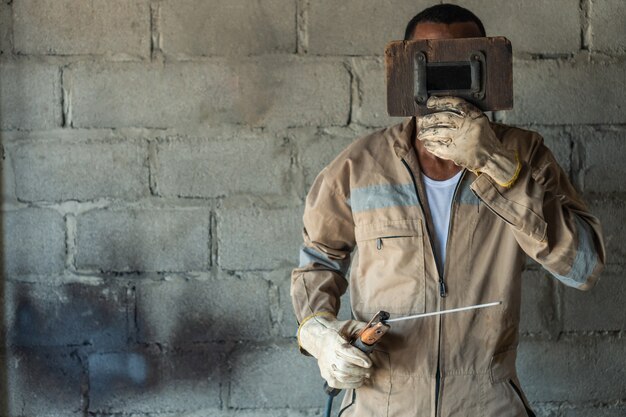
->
[417,96,521,187]
[297,314,372,389]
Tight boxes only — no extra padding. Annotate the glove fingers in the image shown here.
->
[421,139,442,150]
[417,129,453,144]
[333,359,371,377]
[426,96,466,112]
[332,364,370,381]
[418,112,462,131]
[338,320,367,339]
[325,375,367,389]
[333,375,368,386]
[320,367,362,389]
[421,140,455,161]
[426,96,479,117]
[335,343,373,368]
[320,363,369,389]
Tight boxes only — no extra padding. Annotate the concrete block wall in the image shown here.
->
[0,1,624,416]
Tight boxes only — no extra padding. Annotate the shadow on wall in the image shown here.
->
[3,279,237,414]
[4,283,131,414]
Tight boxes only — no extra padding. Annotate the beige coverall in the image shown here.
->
[291,116,605,417]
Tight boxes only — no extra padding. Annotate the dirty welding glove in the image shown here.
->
[297,314,372,389]
[417,96,522,188]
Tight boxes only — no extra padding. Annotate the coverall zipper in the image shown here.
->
[401,158,467,417]
[435,170,467,416]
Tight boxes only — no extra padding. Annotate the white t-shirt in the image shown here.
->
[422,170,463,273]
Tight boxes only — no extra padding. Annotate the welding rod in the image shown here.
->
[384,301,502,323]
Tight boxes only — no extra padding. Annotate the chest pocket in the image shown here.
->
[352,219,425,316]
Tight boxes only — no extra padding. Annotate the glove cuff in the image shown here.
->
[297,312,336,355]
[483,149,521,188]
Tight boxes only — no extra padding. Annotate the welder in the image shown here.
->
[291,3,605,417]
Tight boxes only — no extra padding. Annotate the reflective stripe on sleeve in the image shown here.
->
[549,216,598,288]
[298,245,350,275]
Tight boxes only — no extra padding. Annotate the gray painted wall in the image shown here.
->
[0,1,625,416]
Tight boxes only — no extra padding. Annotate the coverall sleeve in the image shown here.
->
[290,166,355,324]
[470,131,606,290]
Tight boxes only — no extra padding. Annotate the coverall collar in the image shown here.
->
[391,116,417,160]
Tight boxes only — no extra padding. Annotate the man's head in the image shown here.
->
[404,4,485,41]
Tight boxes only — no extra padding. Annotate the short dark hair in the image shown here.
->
[404,3,486,40]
